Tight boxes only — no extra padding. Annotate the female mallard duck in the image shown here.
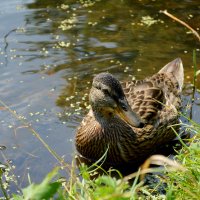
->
[75,58,184,168]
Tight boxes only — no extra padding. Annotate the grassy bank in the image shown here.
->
[165,121,200,200]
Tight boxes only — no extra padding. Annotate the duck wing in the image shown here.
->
[122,59,183,124]
[122,73,181,124]
[122,79,164,122]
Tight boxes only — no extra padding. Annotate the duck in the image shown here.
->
[75,58,184,168]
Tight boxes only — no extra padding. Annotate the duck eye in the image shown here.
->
[102,89,110,95]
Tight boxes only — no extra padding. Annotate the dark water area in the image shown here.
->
[0,0,200,194]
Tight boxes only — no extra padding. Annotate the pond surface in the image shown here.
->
[0,0,200,194]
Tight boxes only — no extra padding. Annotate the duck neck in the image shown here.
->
[92,107,111,123]
[92,107,125,128]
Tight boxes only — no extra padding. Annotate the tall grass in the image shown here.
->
[164,116,200,199]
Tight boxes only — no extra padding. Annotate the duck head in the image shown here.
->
[89,73,144,128]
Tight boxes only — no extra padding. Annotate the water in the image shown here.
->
[0,0,200,194]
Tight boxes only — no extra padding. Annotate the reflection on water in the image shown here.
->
[0,0,200,193]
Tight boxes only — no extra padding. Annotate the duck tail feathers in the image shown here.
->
[159,58,184,90]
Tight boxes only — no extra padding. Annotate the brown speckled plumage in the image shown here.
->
[75,58,184,167]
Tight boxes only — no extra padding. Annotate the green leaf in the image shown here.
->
[79,164,90,180]
[12,194,24,200]
[95,176,116,188]
[22,167,61,200]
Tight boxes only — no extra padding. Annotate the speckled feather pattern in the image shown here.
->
[76,66,182,167]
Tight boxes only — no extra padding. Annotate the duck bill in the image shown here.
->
[115,104,144,128]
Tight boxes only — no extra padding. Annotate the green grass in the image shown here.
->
[165,123,200,200]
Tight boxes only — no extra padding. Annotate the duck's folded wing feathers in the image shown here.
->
[122,72,181,123]
[122,80,164,122]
